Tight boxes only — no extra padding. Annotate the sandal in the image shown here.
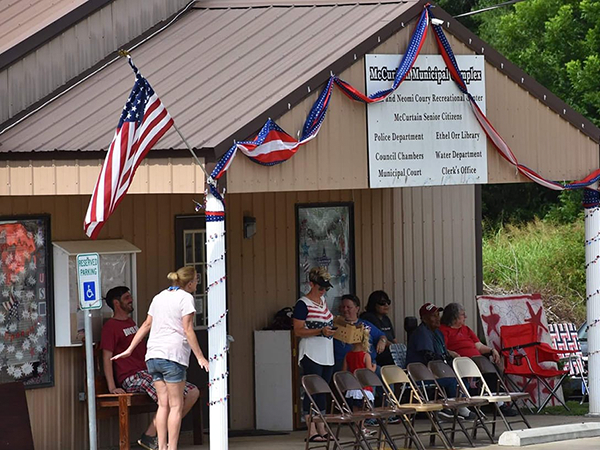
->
[305,434,327,442]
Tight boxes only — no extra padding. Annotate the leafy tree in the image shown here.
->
[474,0,600,125]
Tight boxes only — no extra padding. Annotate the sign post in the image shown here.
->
[77,253,102,450]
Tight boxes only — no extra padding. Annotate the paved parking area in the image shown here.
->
[178,414,600,449]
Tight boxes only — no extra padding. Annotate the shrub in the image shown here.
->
[483,218,586,324]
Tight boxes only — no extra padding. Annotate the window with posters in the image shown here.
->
[296,203,355,314]
[0,215,53,388]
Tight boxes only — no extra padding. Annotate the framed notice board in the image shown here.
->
[0,215,53,388]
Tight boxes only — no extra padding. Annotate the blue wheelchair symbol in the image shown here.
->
[83,281,96,302]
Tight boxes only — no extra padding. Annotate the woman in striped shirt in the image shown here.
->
[293,267,335,443]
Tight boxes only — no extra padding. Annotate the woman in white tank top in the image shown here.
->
[113,267,209,450]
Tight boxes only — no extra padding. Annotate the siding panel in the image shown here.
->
[227,185,475,428]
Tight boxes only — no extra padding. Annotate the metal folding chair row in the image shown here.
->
[407,362,492,446]
[333,371,423,450]
[452,357,532,434]
[302,374,375,450]
[471,355,534,418]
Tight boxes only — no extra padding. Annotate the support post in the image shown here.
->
[206,192,228,449]
[84,311,98,450]
[584,189,600,415]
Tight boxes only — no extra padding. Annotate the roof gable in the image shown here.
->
[1,0,598,159]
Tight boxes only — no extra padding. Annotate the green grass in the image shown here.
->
[482,218,586,324]
[535,401,589,416]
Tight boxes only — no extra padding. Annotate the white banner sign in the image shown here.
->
[366,54,487,188]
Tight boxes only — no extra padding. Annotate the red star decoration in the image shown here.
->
[481,305,501,338]
[524,302,548,337]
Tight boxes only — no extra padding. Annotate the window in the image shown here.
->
[175,216,207,328]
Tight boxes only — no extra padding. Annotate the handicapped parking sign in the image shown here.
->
[77,253,102,310]
[83,281,97,301]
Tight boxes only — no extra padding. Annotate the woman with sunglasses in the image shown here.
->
[360,290,397,366]
[293,266,336,443]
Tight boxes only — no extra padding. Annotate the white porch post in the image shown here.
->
[206,192,229,447]
[584,188,600,415]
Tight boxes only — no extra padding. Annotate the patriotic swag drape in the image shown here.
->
[209,5,600,194]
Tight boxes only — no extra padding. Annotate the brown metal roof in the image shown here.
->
[0,1,420,153]
[0,0,87,55]
[196,0,413,6]
[1,0,599,157]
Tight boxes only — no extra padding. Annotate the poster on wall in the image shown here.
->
[296,203,355,314]
[0,216,53,388]
[366,54,487,188]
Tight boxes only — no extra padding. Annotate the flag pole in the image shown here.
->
[171,123,212,181]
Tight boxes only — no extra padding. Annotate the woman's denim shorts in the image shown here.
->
[146,358,187,383]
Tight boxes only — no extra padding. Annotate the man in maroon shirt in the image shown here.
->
[100,287,199,450]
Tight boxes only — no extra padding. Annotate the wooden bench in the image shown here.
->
[88,345,204,449]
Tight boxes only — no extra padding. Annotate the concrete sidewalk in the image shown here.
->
[177,414,600,449]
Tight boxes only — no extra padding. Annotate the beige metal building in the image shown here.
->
[1,1,599,448]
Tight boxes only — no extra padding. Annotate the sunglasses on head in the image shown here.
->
[377,300,391,306]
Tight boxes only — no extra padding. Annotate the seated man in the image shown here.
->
[406,303,458,365]
[100,286,200,450]
[333,294,389,373]
[407,303,472,419]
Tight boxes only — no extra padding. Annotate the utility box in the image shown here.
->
[254,330,294,431]
[52,239,140,347]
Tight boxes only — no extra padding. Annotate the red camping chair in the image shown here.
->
[500,322,570,413]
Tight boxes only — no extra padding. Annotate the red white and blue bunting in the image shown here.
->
[208,5,600,194]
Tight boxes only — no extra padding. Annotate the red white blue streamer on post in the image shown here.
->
[205,192,228,450]
[428,6,600,192]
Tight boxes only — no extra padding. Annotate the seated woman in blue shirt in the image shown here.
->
[333,294,389,373]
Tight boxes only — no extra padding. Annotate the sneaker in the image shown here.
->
[138,433,158,450]
[387,415,401,424]
[364,418,379,427]
[499,404,517,417]
[362,428,378,437]
[438,408,454,420]
[457,407,475,420]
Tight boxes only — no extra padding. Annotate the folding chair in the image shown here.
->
[354,368,425,450]
[302,374,373,450]
[408,362,489,447]
[390,343,408,368]
[332,371,399,450]
[501,322,571,413]
[548,323,589,404]
[428,360,495,443]
[380,365,453,449]
[471,355,531,428]
[452,357,512,436]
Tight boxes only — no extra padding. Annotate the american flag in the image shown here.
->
[84,58,174,238]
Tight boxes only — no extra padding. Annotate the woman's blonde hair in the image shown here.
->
[352,325,371,354]
[167,266,197,288]
[308,266,331,284]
